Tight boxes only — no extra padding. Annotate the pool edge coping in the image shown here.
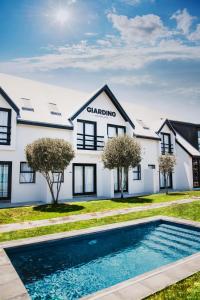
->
[0,215,200,300]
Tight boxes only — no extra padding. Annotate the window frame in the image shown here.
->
[19,162,36,184]
[197,130,200,152]
[73,163,96,195]
[161,133,173,154]
[77,119,98,150]
[133,165,141,181]
[49,102,61,116]
[107,124,126,138]
[52,171,64,183]
[0,108,11,146]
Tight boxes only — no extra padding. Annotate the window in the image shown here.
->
[148,164,156,169]
[20,162,35,183]
[49,103,61,116]
[107,124,126,138]
[133,165,141,180]
[77,120,104,150]
[21,98,34,112]
[198,130,200,151]
[52,171,64,183]
[73,164,96,195]
[0,108,11,145]
[161,133,173,154]
[136,119,149,130]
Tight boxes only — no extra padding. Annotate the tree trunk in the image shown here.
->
[119,167,123,199]
[164,173,168,195]
[166,173,169,195]
[45,172,56,204]
[55,172,62,204]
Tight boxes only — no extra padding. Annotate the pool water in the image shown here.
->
[6,220,200,300]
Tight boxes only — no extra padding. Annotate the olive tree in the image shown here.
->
[102,135,141,198]
[26,138,75,204]
[159,154,176,195]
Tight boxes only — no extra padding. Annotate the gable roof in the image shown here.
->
[70,84,135,128]
[176,132,200,157]
[0,87,20,115]
[0,73,164,139]
[157,119,176,135]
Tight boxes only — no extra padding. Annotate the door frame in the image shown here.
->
[114,168,128,193]
[192,158,200,188]
[73,163,96,196]
[0,161,12,201]
[159,172,173,190]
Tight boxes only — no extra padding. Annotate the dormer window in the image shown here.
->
[21,98,34,112]
[49,103,61,116]
[0,108,11,145]
[137,119,149,130]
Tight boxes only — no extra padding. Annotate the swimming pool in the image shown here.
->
[5,218,200,300]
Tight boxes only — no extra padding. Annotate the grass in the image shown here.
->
[0,190,200,224]
[1,200,200,242]
[146,272,200,300]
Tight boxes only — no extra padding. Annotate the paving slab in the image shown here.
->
[0,197,199,233]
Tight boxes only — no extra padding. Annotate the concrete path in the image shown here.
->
[0,198,199,233]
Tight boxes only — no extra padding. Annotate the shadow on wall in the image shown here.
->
[33,204,84,213]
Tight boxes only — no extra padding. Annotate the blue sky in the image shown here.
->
[0,0,200,122]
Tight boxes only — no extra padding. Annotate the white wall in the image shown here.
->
[174,143,193,190]
[0,90,195,204]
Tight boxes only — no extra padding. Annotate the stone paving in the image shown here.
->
[0,197,199,233]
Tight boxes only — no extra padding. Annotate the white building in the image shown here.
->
[0,73,200,204]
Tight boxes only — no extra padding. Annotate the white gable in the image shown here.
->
[77,91,127,126]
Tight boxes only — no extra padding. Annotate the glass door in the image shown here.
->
[160,172,172,189]
[73,164,96,195]
[0,162,12,201]
[193,158,200,188]
[114,168,128,193]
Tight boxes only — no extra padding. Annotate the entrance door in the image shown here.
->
[0,162,12,201]
[73,164,96,195]
[160,172,173,189]
[114,168,128,193]
[193,158,200,188]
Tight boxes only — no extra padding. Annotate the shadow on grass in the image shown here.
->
[33,203,84,213]
[165,192,187,196]
[111,192,188,204]
[111,197,153,204]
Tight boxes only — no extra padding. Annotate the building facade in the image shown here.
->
[0,74,200,204]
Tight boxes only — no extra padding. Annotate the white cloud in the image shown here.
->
[121,0,155,5]
[110,74,155,86]
[84,32,98,37]
[171,8,195,35]
[188,24,200,41]
[122,0,141,5]
[1,39,200,74]
[1,11,200,74]
[107,13,169,45]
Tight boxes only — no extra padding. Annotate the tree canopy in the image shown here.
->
[26,138,75,204]
[102,135,141,198]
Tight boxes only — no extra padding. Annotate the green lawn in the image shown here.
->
[146,272,200,300]
[1,200,200,242]
[0,190,200,224]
